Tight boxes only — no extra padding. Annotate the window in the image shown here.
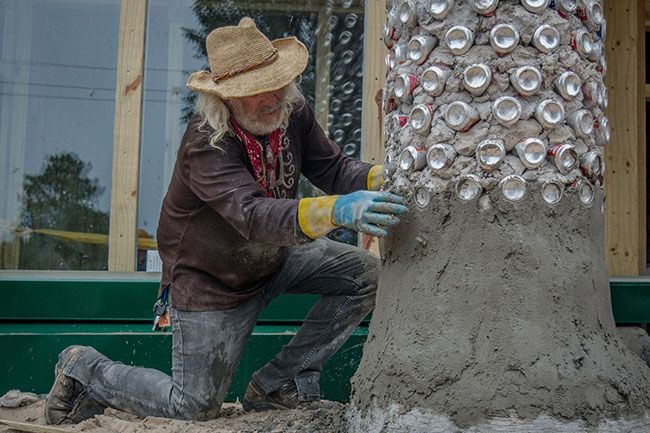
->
[0,0,120,270]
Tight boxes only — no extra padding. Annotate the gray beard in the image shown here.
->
[228,102,285,136]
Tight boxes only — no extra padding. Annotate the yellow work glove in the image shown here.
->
[298,191,407,239]
[367,165,384,191]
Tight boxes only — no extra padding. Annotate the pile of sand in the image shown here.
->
[0,398,347,433]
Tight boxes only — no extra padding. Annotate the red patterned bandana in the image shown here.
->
[229,117,282,197]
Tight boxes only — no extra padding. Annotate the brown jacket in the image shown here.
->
[157,103,372,310]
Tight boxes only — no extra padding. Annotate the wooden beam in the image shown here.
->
[360,0,387,257]
[108,0,147,271]
[604,0,646,276]
[361,0,386,166]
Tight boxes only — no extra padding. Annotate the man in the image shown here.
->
[44,17,407,424]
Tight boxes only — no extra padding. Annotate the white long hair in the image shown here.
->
[196,81,305,150]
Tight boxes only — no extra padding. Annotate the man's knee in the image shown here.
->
[351,249,379,312]
[355,248,379,291]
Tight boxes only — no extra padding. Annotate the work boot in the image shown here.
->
[44,346,105,425]
[242,379,341,412]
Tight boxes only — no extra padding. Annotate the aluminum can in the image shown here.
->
[445,26,474,56]
[492,96,522,128]
[384,146,398,179]
[410,104,435,134]
[408,35,438,65]
[394,44,409,65]
[421,64,451,96]
[597,55,607,76]
[535,99,565,128]
[455,174,482,201]
[430,0,455,20]
[577,0,604,31]
[383,95,398,113]
[594,115,610,146]
[555,71,582,100]
[385,54,395,75]
[489,24,520,55]
[520,0,550,14]
[581,81,602,108]
[547,143,578,173]
[549,0,578,18]
[387,112,410,129]
[386,7,399,28]
[476,139,506,170]
[463,63,492,96]
[398,0,417,27]
[414,186,432,208]
[541,179,564,204]
[445,101,479,132]
[499,175,527,202]
[567,109,594,137]
[579,150,602,178]
[427,143,456,170]
[399,145,427,171]
[587,39,603,62]
[515,137,547,169]
[570,29,594,59]
[510,65,542,97]
[393,73,418,101]
[575,179,594,206]
[383,25,399,49]
[469,0,499,16]
[596,19,606,42]
[532,24,560,53]
[598,83,608,109]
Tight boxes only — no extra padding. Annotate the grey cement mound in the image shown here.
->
[349,189,650,432]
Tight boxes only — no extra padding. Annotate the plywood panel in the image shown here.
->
[108,0,147,271]
[604,0,646,275]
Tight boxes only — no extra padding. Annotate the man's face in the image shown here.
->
[227,88,286,136]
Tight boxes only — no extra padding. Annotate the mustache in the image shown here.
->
[259,104,282,115]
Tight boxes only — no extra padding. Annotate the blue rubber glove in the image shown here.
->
[332,191,408,237]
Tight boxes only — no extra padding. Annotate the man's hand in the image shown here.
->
[333,191,407,237]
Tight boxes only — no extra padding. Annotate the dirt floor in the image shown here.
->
[0,397,347,433]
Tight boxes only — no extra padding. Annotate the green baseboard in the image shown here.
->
[1,323,368,400]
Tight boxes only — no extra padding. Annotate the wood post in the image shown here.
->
[108,0,147,271]
[604,0,646,276]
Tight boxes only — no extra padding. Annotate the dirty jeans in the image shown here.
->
[63,238,378,421]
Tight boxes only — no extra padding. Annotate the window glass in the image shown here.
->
[0,0,120,270]
[137,0,365,270]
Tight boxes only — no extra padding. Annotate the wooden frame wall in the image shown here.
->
[604,0,646,276]
[108,0,147,271]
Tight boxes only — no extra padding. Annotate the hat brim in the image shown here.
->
[186,37,308,99]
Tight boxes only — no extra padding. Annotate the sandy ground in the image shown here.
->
[0,398,347,433]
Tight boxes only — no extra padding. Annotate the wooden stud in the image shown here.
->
[604,0,646,275]
[361,0,387,166]
[108,0,147,271]
[361,0,387,257]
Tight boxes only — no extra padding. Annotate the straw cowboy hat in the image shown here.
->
[186,17,308,99]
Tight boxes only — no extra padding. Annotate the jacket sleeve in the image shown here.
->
[298,104,373,195]
[186,138,305,246]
